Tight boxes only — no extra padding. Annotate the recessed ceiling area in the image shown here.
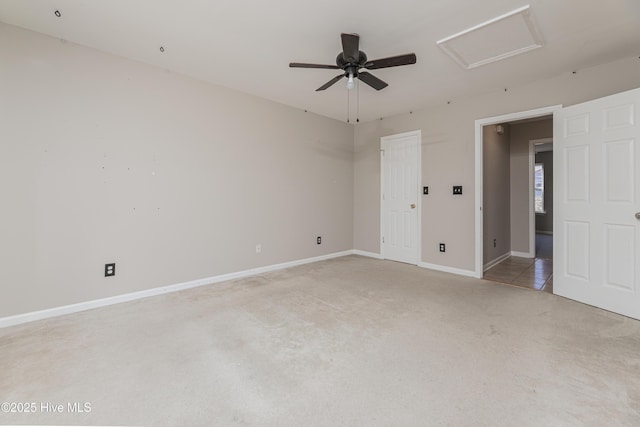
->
[0,0,639,122]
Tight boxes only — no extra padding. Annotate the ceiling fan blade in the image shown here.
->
[357,72,388,90]
[289,62,340,69]
[341,33,360,63]
[316,74,345,91]
[364,53,416,70]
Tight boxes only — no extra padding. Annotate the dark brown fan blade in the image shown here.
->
[289,62,340,69]
[316,74,345,91]
[358,72,388,90]
[364,53,416,70]
[341,33,360,63]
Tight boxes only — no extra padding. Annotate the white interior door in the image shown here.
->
[381,131,421,264]
[554,87,640,320]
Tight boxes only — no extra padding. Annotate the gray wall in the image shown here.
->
[535,151,554,233]
[483,124,511,265]
[0,24,354,318]
[509,119,553,253]
[354,56,640,272]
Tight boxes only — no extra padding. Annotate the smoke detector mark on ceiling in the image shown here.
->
[436,5,544,70]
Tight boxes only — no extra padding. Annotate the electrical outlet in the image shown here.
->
[317,236,322,245]
[105,263,115,277]
[255,244,261,253]
[423,186,429,195]
[493,239,497,248]
[453,186,463,195]
[439,243,446,252]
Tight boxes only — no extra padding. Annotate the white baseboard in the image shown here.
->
[483,252,511,271]
[511,251,534,258]
[351,250,384,259]
[1,250,485,328]
[418,262,477,278]
[355,252,477,278]
[0,250,353,329]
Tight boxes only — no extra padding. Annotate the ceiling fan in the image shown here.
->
[289,33,417,92]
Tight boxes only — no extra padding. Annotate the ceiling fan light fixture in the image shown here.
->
[346,73,354,90]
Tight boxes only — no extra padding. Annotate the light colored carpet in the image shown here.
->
[1,255,639,426]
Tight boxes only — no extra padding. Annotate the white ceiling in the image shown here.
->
[1,0,639,122]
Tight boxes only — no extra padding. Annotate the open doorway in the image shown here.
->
[476,111,555,293]
[532,139,553,261]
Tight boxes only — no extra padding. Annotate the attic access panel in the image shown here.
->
[436,5,544,69]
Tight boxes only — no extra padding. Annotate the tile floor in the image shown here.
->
[484,234,554,293]
[484,256,553,293]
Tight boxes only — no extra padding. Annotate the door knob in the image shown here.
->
[410,204,416,209]
[635,212,640,220]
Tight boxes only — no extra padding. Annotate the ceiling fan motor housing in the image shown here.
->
[337,51,368,77]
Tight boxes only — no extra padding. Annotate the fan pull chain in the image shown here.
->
[347,87,350,123]
[356,78,360,123]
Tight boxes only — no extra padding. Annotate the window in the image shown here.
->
[534,163,545,213]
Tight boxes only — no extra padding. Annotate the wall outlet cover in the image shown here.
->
[105,263,115,277]
[439,243,446,252]
[453,186,463,195]
[423,186,429,195]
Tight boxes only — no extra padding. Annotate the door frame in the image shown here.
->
[529,137,553,258]
[380,130,422,264]
[474,106,561,278]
